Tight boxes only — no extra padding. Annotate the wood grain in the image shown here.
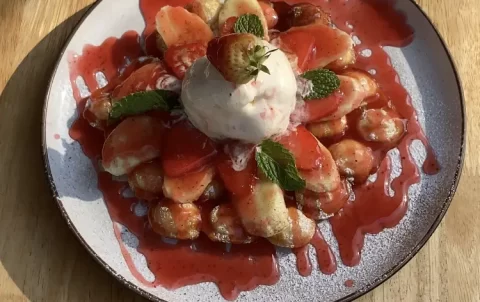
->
[0,0,478,301]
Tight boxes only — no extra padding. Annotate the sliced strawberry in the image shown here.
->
[216,152,257,198]
[95,57,159,97]
[278,30,315,72]
[220,17,238,36]
[102,115,164,176]
[303,92,343,123]
[278,125,323,170]
[111,62,174,100]
[156,6,214,48]
[164,42,207,79]
[162,121,217,177]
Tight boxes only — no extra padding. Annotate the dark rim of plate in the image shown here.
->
[41,1,466,302]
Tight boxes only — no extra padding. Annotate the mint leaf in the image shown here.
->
[109,90,179,123]
[255,139,306,191]
[234,14,264,38]
[301,69,340,100]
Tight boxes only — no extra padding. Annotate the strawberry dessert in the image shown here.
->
[68,0,439,300]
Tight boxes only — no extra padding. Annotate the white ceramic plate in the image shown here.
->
[43,1,465,301]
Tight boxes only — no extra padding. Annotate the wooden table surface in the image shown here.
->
[0,0,478,301]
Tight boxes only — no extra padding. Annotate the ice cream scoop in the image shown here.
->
[181,41,297,143]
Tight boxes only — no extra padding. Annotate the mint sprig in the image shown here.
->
[234,14,264,38]
[301,69,340,100]
[108,90,179,123]
[255,139,306,191]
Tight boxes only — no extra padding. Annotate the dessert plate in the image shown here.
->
[43,0,465,301]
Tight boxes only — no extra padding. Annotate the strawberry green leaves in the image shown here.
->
[255,139,306,191]
[234,14,264,38]
[301,69,340,100]
[246,45,278,80]
[206,33,277,85]
[108,90,179,124]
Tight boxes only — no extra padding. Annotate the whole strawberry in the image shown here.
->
[207,33,277,84]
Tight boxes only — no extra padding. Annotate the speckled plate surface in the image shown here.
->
[42,0,465,301]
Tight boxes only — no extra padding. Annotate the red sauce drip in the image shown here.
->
[310,229,337,274]
[54,134,60,140]
[66,0,441,298]
[292,228,336,276]
[344,279,355,288]
[68,31,143,158]
[98,174,280,300]
[141,236,279,300]
[67,31,143,104]
[292,245,312,277]
[69,98,104,159]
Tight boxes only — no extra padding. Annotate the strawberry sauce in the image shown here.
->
[66,0,439,299]
[293,228,337,276]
